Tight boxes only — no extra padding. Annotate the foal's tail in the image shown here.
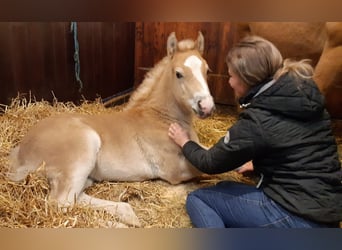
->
[7,146,40,182]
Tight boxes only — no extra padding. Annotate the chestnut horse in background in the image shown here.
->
[7,32,215,227]
[237,22,342,118]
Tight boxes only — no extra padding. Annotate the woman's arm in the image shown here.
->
[168,122,255,174]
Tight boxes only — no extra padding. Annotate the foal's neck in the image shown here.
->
[149,106,192,126]
[142,72,193,126]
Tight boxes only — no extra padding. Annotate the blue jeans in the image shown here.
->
[186,181,326,228]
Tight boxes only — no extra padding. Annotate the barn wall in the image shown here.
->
[0,22,239,107]
[0,22,135,105]
[2,22,339,114]
[134,22,239,105]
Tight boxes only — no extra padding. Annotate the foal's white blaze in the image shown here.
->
[184,55,210,94]
[184,55,214,118]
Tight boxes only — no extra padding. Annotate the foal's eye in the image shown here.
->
[176,71,183,79]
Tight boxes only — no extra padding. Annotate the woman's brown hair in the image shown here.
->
[226,36,314,86]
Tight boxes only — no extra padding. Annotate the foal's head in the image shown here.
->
[167,32,215,119]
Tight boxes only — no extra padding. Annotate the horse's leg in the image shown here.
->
[48,162,95,207]
[314,23,342,118]
[46,130,140,227]
[48,162,140,227]
[78,192,141,227]
[7,146,33,181]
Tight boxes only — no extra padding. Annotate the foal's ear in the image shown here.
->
[167,32,178,57]
[196,31,205,55]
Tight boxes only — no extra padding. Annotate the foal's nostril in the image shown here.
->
[196,96,215,118]
[197,100,202,109]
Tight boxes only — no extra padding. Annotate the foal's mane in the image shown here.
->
[124,56,171,110]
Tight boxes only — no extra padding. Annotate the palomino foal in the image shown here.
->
[8,32,215,227]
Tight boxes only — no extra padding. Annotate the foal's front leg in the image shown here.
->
[49,166,141,227]
[78,192,141,227]
[50,172,141,227]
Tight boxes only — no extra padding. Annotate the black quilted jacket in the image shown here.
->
[182,73,342,224]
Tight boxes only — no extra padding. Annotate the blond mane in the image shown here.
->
[124,56,171,110]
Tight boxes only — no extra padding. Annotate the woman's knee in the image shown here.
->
[186,190,200,209]
[186,189,209,214]
[186,190,226,228]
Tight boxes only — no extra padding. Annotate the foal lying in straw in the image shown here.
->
[7,32,215,227]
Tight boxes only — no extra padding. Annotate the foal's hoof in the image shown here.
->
[111,202,141,227]
[122,213,141,228]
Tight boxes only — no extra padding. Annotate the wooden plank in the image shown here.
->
[77,22,135,101]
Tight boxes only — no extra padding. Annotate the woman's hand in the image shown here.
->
[168,123,190,147]
[236,161,254,174]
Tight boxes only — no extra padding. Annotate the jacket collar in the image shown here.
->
[239,78,275,108]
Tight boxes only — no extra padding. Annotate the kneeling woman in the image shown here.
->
[168,35,342,228]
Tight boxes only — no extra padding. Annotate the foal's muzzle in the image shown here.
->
[194,95,215,119]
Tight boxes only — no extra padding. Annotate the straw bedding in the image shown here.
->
[0,97,341,228]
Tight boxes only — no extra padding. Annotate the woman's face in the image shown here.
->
[228,68,250,99]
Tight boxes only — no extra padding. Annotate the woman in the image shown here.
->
[168,36,342,228]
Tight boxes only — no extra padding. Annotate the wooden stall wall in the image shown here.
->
[134,22,239,105]
[76,22,135,102]
[0,22,135,105]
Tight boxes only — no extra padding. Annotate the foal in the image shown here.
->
[8,32,215,227]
